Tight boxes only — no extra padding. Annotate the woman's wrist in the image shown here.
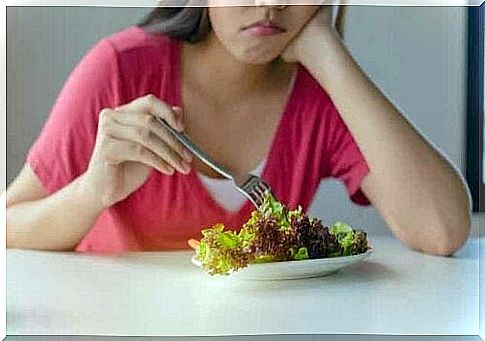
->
[76,172,110,213]
[298,27,356,92]
[298,27,345,73]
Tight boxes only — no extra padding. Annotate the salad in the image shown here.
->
[189,192,370,275]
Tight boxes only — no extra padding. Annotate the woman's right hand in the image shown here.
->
[83,94,193,209]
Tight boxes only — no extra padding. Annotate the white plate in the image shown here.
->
[191,249,372,281]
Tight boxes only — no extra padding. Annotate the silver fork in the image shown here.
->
[157,117,274,208]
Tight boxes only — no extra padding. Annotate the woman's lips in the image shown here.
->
[243,21,286,37]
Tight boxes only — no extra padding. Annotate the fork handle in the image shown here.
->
[156,117,234,180]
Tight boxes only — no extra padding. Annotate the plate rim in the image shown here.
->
[191,247,373,269]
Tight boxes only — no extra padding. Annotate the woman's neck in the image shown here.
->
[183,32,294,106]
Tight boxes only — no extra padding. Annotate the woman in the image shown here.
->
[6,3,471,255]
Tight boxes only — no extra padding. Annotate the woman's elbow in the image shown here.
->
[420,212,471,257]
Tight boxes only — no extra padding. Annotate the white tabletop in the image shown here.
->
[6,235,481,336]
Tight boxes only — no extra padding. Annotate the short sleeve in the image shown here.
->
[27,39,122,194]
[324,105,371,206]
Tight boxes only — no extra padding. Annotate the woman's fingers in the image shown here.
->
[113,110,193,163]
[106,121,191,175]
[103,137,174,175]
[98,95,195,175]
[118,94,184,132]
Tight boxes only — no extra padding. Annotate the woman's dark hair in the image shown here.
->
[138,5,347,43]
[138,6,209,43]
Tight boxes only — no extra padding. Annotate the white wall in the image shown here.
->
[7,6,471,236]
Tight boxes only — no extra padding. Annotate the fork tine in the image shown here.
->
[260,183,274,200]
[239,187,257,206]
[248,194,258,207]
[254,185,264,199]
[264,184,275,197]
[259,183,270,195]
[235,174,275,208]
[249,191,262,206]
[253,185,264,199]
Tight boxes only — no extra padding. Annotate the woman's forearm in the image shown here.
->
[300,28,471,255]
[6,174,105,251]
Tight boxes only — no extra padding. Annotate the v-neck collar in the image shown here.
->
[173,39,301,218]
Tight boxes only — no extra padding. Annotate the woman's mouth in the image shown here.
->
[242,20,286,37]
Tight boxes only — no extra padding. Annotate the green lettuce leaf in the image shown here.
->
[253,254,275,263]
[196,224,253,275]
[330,222,369,256]
[258,191,303,231]
[330,221,353,235]
[294,247,309,260]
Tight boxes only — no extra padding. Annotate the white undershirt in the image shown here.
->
[197,159,266,212]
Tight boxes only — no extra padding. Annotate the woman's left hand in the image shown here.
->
[281,6,338,63]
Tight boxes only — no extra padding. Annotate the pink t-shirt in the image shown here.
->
[27,26,371,253]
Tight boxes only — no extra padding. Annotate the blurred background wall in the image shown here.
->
[7,6,480,236]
